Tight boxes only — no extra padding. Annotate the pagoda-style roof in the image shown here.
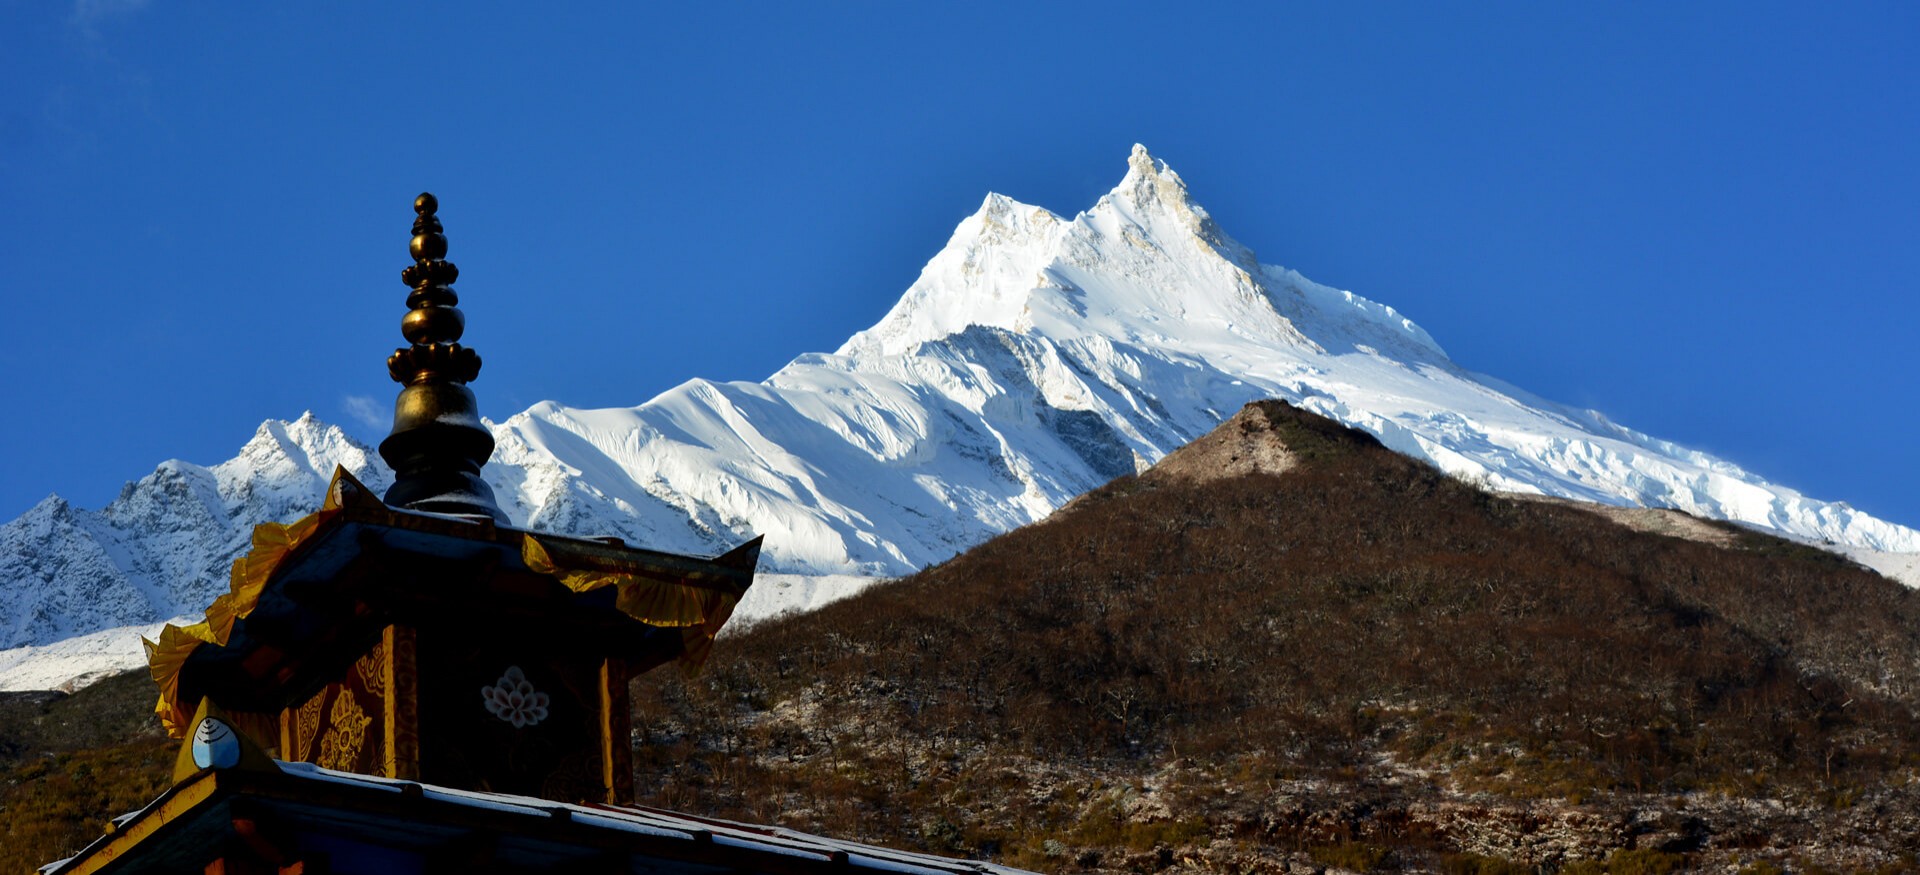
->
[148,468,760,734]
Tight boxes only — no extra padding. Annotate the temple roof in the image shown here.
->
[41,758,1033,875]
[151,466,760,733]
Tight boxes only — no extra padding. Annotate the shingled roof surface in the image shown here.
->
[44,758,1034,875]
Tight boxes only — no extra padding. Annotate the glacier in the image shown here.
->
[3,144,1916,689]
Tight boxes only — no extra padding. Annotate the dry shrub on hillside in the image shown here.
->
[632,401,1920,863]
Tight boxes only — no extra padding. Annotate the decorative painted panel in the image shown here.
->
[279,625,420,779]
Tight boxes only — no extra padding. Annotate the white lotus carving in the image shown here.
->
[480,665,550,728]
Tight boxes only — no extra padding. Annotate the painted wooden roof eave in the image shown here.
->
[44,761,1034,875]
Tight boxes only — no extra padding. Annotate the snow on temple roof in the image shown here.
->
[46,757,1035,875]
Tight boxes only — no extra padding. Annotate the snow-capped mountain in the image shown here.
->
[4,144,1917,675]
[0,415,391,652]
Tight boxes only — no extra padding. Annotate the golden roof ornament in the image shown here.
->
[378,193,508,523]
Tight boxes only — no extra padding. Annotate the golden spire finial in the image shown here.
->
[388,193,479,382]
[378,193,507,523]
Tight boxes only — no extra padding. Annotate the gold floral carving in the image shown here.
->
[356,638,389,699]
[318,690,371,771]
[292,689,328,762]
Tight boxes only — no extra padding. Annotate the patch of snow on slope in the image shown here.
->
[731,574,887,628]
[1842,548,1920,588]
[0,618,182,692]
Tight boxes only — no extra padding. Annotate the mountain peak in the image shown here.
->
[1096,145,1259,276]
[1108,143,1194,215]
[970,190,1059,233]
[26,493,70,516]
[839,145,1269,360]
[1125,142,1169,180]
[976,190,1016,216]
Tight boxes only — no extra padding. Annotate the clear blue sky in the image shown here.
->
[3,3,1916,531]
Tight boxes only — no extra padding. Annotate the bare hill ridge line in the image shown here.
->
[629,400,1920,872]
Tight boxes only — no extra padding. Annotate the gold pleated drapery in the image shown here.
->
[144,501,333,738]
[520,536,741,670]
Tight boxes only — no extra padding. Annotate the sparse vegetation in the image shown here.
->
[1441,852,1532,875]
[0,673,171,874]
[1311,841,1390,871]
[0,740,173,873]
[630,401,1920,871]
[9,401,1920,872]
[1559,848,1685,875]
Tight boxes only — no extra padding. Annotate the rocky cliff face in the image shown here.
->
[0,414,391,649]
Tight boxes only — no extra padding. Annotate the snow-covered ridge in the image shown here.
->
[3,144,1916,684]
[0,414,393,655]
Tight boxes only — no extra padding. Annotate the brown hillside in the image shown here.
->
[631,400,1920,873]
[8,400,1920,873]
[0,673,171,874]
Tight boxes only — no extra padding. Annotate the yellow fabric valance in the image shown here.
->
[146,497,334,738]
[521,535,740,673]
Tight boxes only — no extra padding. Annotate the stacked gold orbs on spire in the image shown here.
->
[377,193,508,523]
